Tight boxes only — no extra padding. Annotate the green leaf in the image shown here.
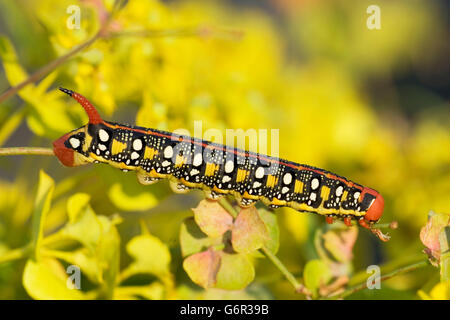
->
[231,206,269,253]
[258,208,279,254]
[303,259,332,297]
[121,234,171,281]
[179,217,222,257]
[183,247,221,289]
[23,258,86,300]
[193,199,233,238]
[215,252,255,290]
[30,170,55,259]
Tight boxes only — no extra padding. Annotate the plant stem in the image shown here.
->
[0,147,54,156]
[0,33,101,104]
[219,197,238,218]
[333,259,429,299]
[260,246,304,293]
[0,245,30,265]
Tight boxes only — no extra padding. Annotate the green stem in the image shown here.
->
[333,259,429,299]
[0,147,54,156]
[219,197,238,218]
[260,246,304,293]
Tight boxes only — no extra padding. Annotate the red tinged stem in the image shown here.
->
[59,87,103,124]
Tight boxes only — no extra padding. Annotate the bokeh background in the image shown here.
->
[0,0,449,299]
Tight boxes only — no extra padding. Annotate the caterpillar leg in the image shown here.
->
[137,172,161,185]
[239,198,257,208]
[170,181,191,194]
[325,215,334,224]
[204,190,223,200]
[343,216,352,227]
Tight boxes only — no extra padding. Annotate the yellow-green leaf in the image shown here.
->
[183,248,221,289]
[108,182,159,211]
[121,234,171,281]
[23,258,86,300]
[418,280,450,300]
[231,206,269,253]
[258,208,279,254]
[215,252,255,290]
[420,211,450,261]
[31,170,55,259]
[113,282,165,300]
[303,259,332,297]
[193,200,233,238]
[179,217,223,257]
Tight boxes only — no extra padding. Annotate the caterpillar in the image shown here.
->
[53,88,389,241]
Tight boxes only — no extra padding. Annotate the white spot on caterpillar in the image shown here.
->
[311,178,320,190]
[126,159,130,165]
[310,192,317,201]
[164,146,173,159]
[69,137,80,149]
[336,186,344,197]
[225,160,234,173]
[162,160,171,167]
[354,191,361,202]
[255,167,264,179]
[133,139,143,151]
[99,144,107,151]
[283,173,292,185]
[131,152,140,160]
[282,186,289,194]
[98,129,109,142]
[96,149,100,155]
[222,176,231,183]
[193,153,202,166]
[190,169,199,176]
[253,181,262,188]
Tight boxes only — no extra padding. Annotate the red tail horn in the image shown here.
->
[59,87,103,124]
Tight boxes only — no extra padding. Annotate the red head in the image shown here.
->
[53,88,103,167]
[361,187,385,223]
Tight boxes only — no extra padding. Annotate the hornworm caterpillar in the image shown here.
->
[53,88,388,241]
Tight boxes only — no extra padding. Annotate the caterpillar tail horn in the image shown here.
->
[59,87,103,124]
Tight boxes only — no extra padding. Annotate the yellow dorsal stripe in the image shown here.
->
[111,139,127,155]
[236,169,249,182]
[294,180,304,193]
[320,186,330,202]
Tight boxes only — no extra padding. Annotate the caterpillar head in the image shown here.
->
[361,187,384,223]
[53,88,103,167]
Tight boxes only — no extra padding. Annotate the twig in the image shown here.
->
[0,23,242,105]
[0,147,54,156]
[260,246,306,294]
[218,198,306,294]
[331,259,429,299]
[0,34,101,104]
[219,197,238,218]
